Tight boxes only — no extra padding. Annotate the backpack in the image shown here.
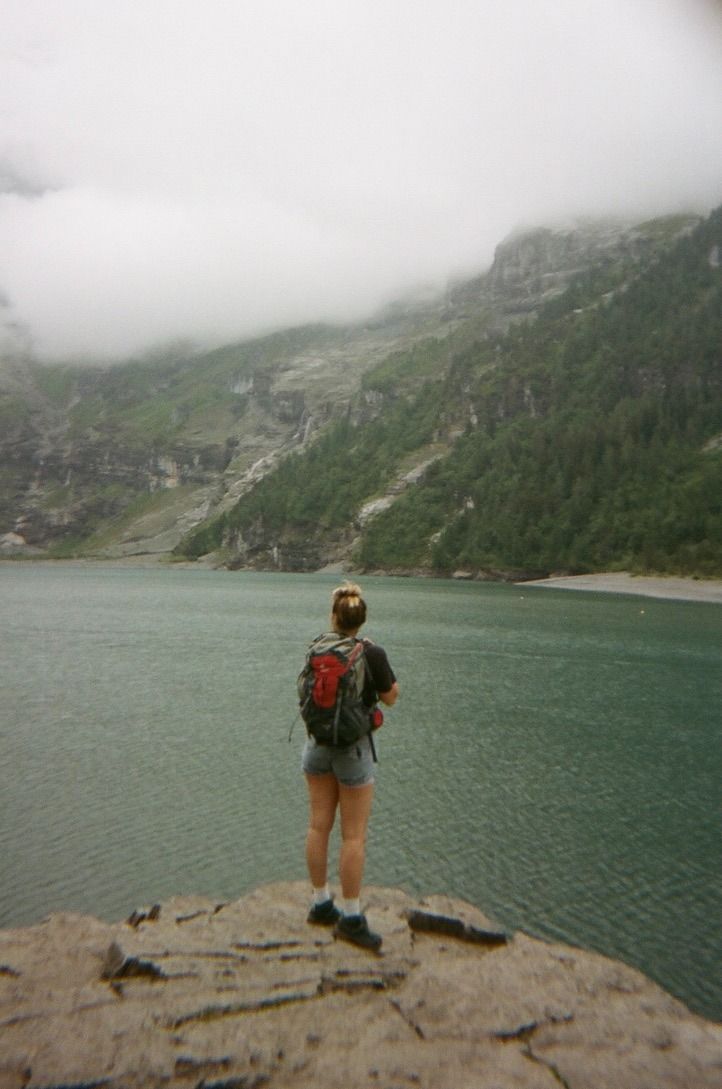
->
[297,632,371,747]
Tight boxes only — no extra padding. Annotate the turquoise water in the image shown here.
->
[1,563,720,1020]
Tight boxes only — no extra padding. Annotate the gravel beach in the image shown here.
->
[520,572,722,604]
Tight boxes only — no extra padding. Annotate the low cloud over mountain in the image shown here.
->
[2,0,721,360]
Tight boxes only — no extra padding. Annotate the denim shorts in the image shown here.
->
[301,733,376,787]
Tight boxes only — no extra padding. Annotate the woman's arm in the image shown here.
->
[363,641,398,707]
[378,681,399,707]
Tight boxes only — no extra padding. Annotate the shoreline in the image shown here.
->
[519,572,722,604]
[4,556,722,604]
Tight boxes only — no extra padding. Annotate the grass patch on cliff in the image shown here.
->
[361,337,448,395]
[0,395,33,429]
[80,485,203,553]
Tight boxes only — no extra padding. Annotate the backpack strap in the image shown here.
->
[347,638,366,667]
[330,638,365,745]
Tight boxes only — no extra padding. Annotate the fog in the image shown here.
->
[2,0,721,361]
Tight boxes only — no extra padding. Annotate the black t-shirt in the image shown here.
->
[362,640,396,706]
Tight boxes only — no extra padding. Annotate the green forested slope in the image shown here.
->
[179,207,722,576]
[361,208,722,575]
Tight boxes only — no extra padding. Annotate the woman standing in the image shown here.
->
[301,582,398,951]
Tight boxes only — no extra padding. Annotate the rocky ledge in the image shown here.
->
[0,882,720,1089]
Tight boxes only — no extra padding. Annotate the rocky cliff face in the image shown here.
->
[450,215,696,327]
[0,319,445,557]
[0,882,719,1089]
[487,220,657,311]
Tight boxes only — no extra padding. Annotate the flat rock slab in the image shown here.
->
[0,882,720,1089]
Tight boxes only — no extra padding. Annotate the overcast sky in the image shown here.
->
[2,0,721,361]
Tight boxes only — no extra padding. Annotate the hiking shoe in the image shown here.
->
[334,913,382,952]
[307,898,342,926]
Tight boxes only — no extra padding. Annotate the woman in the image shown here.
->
[301,582,398,951]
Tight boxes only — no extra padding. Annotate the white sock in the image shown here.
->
[343,898,361,917]
[313,886,331,906]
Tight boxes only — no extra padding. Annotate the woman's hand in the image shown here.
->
[378,682,399,707]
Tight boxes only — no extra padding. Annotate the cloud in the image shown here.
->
[0,155,57,199]
[1,0,721,360]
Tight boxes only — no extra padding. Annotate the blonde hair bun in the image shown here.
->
[331,582,367,632]
[333,582,363,601]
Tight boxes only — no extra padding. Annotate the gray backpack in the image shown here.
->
[297,633,371,747]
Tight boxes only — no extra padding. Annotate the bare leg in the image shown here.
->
[304,773,339,889]
[338,783,374,901]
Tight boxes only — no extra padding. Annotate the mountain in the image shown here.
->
[0,316,448,558]
[2,209,720,578]
[177,209,722,578]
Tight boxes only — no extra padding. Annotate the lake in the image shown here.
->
[1,562,720,1020]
